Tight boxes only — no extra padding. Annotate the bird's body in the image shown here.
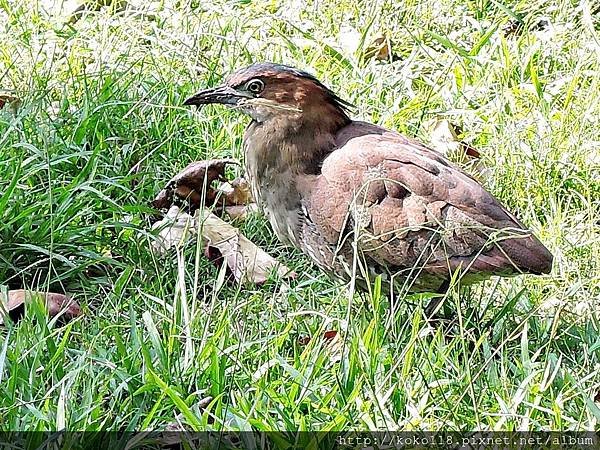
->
[185,63,553,294]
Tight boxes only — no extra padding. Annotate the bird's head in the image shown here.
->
[184,63,353,125]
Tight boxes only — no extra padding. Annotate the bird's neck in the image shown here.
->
[245,107,350,176]
[243,107,349,245]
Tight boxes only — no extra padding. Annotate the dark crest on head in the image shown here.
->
[226,62,355,113]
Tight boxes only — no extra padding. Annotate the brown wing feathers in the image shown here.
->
[307,122,552,284]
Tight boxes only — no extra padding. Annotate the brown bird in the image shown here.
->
[184,63,552,309]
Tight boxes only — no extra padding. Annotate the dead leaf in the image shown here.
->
[428,118,481,160]
[152,161,286,284]
[199,210,293,284]
[150,205,197,255]
[217,177,253,206]
[363,35,396,62]
[298,329,343,363]
[297,335,311,345]
[325,330,343,363]
[0,289,81,325]
[502,19,525,37]
[298,329,338,345]
[0,94,21,114]
[153,161,254,221]
[503,18,550,37]
[68,0,129,23]
[323,330,338,341]
[152,159,238,210]
[204,245,234,282]
[224,203,259,220]
[150,206,292,284]
[427,118,489,180]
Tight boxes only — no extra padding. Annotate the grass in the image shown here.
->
[1,0,599,435]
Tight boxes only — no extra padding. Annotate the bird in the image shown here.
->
[184,62,553,310]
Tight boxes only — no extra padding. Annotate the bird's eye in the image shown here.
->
[246,79,264,94]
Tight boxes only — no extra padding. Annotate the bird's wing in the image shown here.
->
[306,122,552,280]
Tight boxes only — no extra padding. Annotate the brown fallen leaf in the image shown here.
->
[298,329,338,345]
[204,244,234,282]
[502,19,525,37]
[0,289,81,325]
[151,160,286,284]
[325,330,343,363]
[68,0,129,24]
[224,203,259,220]
[362,34,398,62]
[150,205,197,255]
[297,335,311,346]
[218,177,253,206]
[429,119,481,160]
[152,159,238,210]
[150,206,292,285]
[199,209,293,285]
[297,329,343,363]
[323,330,338,341]
[427,118,490,181]
[0,94,21,115]
[503,18,550,37]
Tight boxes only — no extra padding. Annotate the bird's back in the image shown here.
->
[300,121,552,292]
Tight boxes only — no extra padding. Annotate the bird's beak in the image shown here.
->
[183,85,247,107]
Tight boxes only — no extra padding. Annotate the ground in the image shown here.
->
[0,0,599,434]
